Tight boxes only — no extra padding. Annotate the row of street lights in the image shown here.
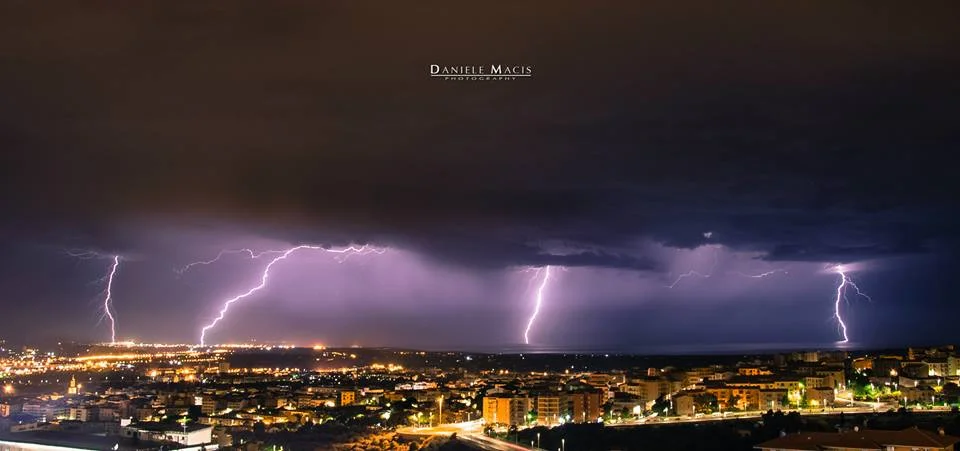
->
[526,432,563,450]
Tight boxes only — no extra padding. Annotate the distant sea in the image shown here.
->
[434,341,860,355]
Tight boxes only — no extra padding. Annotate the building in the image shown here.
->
[903,385,936,405]
[852,358,873,371]
[483,395,532,427]
[0,434,160,451]
[121,422,214,447]
[816,369,846,389]
[67,407,93,422]
[874,356,903,377]
[565,391,602,423]
[755,427,959,451]
[536,395,561,426]
[902,362,930,379]
[759,389,787,411]
[1,402,21,417]
[706,387,731,409]
[338,390,355,406]
[949,355,960,377]
[738,367,772,377]
[926,358,949,377]
[730,387,760,411]
[806,387,835,407]
[67,376,79,396]
[21,403,67,421]
[803,376,826,389]
[200,396,218,415]
[673,393,696,416]
[621,377,680,408]
[621,378,660,407]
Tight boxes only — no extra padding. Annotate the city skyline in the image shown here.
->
[1,1,958,350]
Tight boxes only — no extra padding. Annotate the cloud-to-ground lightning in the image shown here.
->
[175,248,284,275]
[101,256,121,344]
[831,265,873,343]
[523,266,554,345]
[198,244,386,346]
[65,250,123,344]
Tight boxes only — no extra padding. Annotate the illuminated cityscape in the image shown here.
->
[1,1,959,450]
[3,342,960,450]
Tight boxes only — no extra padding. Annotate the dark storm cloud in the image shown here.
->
[0,1,958,268]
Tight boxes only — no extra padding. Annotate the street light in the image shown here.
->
[537,432,541,449]
[561,438,565,451]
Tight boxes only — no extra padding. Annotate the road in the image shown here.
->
[607,402,955,428]
[398,422,539,450]
[458,433,542,451]
[399,403,954,448]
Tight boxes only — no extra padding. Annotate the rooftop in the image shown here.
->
[756,427,960,450]
[0,430,156,451]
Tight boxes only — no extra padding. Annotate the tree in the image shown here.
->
[727,395,740,411]
[692,393,718,414]
[652,396,672,415]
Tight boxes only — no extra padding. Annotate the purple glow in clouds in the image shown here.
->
[198,244,387,345]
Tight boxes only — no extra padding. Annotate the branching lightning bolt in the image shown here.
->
[666,269,710,288]
[198,244,386,346]
[832,265,873,343]
[666,246,720,288]
[65,250,123,344]
[66,249,107,260]
[175,248,285,275]
[523,266,554,345]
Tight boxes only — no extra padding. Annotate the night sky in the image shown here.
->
[0,2,958,351]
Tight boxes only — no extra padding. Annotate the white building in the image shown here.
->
[121,422,213,447]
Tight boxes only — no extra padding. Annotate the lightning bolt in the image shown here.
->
[198,244,386,346]
[666,269,710,288]
[175,248,284,275]
[666,246,720,288]
[66,249,107,260]
[65,250,123,344]
[523,265,554,345]
[102,256,121,344]
[735,269,787,278]
[832,265,873,343]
